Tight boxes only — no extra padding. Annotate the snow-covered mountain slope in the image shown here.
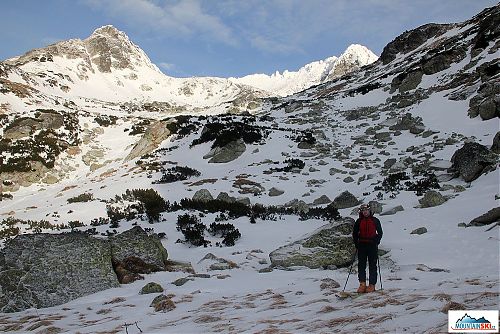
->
[230,44,378,96]
[0,4,499,334]
[1,25,268,110]
[0,26,375,113]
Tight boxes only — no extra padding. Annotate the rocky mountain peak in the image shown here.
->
[322,44,378,81]
[84,25,160,73]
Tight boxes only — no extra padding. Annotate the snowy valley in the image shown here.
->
[0,4,499,334]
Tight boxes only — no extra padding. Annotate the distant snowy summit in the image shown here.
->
[230,44,378,96]
[1,25,377,110]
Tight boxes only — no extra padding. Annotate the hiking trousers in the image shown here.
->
[357,242,378,285]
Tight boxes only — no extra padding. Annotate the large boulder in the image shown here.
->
[269,219,355,269]
[125,120,173,161]
[468,81,500,120]
[0,233,119,313]
[203,139,246,163]
[468,207,500,226]
[110,226,168,283]
[332,191,360,209]
[0,226,169,312]
[419,190,447,208]
[448,142,498,182]
[192,189,214,202]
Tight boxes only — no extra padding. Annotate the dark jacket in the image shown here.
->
[353,212,383,246]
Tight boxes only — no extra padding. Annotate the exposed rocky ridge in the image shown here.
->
[5,25,160,74]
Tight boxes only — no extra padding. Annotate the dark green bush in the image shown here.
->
[208,222,241,247]
[176,213,209,247]
[67,193,93,203]
[154,166,201,184]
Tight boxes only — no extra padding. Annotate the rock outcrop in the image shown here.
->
[468,207,500,226]
[0,226,168,312]
[448,142,498,182]
[269,219,355,269]
[332,191,360,209]
[110,226,169,284]
[203,139,246,163]
[126,120,173,161]
[0,232,118,313]
[419,191,447,208]
[380,23,450,64]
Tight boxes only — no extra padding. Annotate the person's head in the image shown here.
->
[359,204,371,217]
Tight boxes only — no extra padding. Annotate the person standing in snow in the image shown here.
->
[352,203,383,293]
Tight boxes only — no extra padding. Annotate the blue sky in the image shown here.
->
[0,0,497,77]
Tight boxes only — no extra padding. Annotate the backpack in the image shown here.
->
[359,217,377,243]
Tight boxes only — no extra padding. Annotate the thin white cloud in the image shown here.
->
[249,35,301,54]
[158,62,175,70]
[81,0,237,45]
[82,0,498,57]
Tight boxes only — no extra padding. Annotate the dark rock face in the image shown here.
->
[380,23,450,64]
[468,81,500,120]
[469,207,500,226]
[449,142,498,182]
[0,226,169,312]
[470,5,500,57]
[492,132,500,154]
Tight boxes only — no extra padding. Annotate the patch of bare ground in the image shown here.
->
[369,314,393,324]
[2,322,24,332]
[253,328,294,334]
[35,327,64,334]
[198,299,233,312]
[371,297,403,308]
[307,315,364,331]
[234,301,257,309]
[432,293,452,302]
[174,294,194,304]
[317,305,338,313]
[258,319,303,326]
[189,178,218,186]
[25,320,54,331]
[193,315,223,324]
[94,326,123,334]
[103,297,126,305]
[299,298,330,307]
[268,293,287,309]
[18,315,40,322]
[81,316,121,327]
[441,301,466,313]
[465,291,499,304]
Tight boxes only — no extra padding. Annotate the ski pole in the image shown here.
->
[377,252,383,290]
[342,249,357,292]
